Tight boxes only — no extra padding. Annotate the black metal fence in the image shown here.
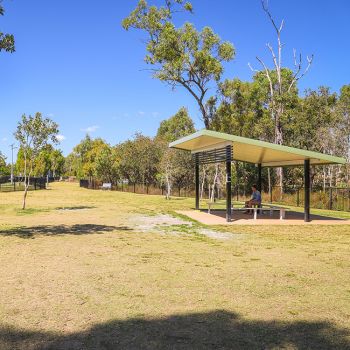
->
[263,186,350,212]
[79,179,350,212]
[0,176,47,192]
[79,179,195,197]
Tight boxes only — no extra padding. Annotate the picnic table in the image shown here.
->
[207,201,288,220]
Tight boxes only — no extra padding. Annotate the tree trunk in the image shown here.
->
[210,165,219,202]
[22,155,28,210]
[165,169,171,200]
[275,113,284,198]
[22,182,29,210]
[268,167,272,202]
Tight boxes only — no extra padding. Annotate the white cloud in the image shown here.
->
[47,113,54,118]
[152,112,160,118]
[81,125,100,133]
[56,134,66,142]
[1,137,8,143]
[138,110,145,116]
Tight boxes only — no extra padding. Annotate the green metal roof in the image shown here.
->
[169,129,347,167]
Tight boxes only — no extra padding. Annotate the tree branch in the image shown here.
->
[256,56,274,101]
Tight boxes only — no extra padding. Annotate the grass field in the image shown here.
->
[0,182,349,349]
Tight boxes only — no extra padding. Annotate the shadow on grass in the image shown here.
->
[55,206,96,210]
[0,310,348,349]
[0,224,132,238]
[200,209,345,222]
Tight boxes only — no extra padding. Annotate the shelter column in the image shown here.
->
[195,153,199,210]
[257,163,262,193]
[226,145,232,222]
[304,159,310,222]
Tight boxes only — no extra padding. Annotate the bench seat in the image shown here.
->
[206,202,288,220]
[232,205,287,220]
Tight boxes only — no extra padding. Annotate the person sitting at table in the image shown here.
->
[244,184,262,214]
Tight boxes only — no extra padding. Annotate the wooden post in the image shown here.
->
[226,145,232,222]
[195,153,200,210]
[304,159,310,222]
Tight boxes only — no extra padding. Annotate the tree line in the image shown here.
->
[1,0,349,208]
[62,83,349,198]
[120,0,350,194]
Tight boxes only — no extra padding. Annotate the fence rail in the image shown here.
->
[80,179,350,212]
[263,186,350,212]
[0,176,47,192]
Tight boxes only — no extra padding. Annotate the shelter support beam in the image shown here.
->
[195,153,199,210]
[257,164,262,193]
[226,145,232,222]
[304,159,310,222]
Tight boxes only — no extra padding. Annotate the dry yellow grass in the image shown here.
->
[0,182,349,349]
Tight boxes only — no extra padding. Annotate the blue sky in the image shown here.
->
[1,0,350,159]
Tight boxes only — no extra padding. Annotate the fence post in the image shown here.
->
[270,186,273,203]
[329,188,333,210]
[297,189,300,207]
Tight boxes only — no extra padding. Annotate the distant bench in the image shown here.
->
[207,201,288,220]
[101,183,112,190]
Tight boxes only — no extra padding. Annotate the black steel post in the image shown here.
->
[257,164,262,193]
[304,159,310,222]
[195,153,200,210]
[226,145,232,222]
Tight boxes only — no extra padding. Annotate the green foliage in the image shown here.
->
[118,133,162,186]
[212,78,272,140]
[50,149,65,177]
[27,145,65,177]
[0,1,15,53]
[0,151,10,175]
[123,0,235,128]
[67,136,109,179]
[156,107,195,197]
[290,87,338,151]
[156,107,195,142]
[14,113,59,170]
[95,145,120,184]
[14,113,59,208]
